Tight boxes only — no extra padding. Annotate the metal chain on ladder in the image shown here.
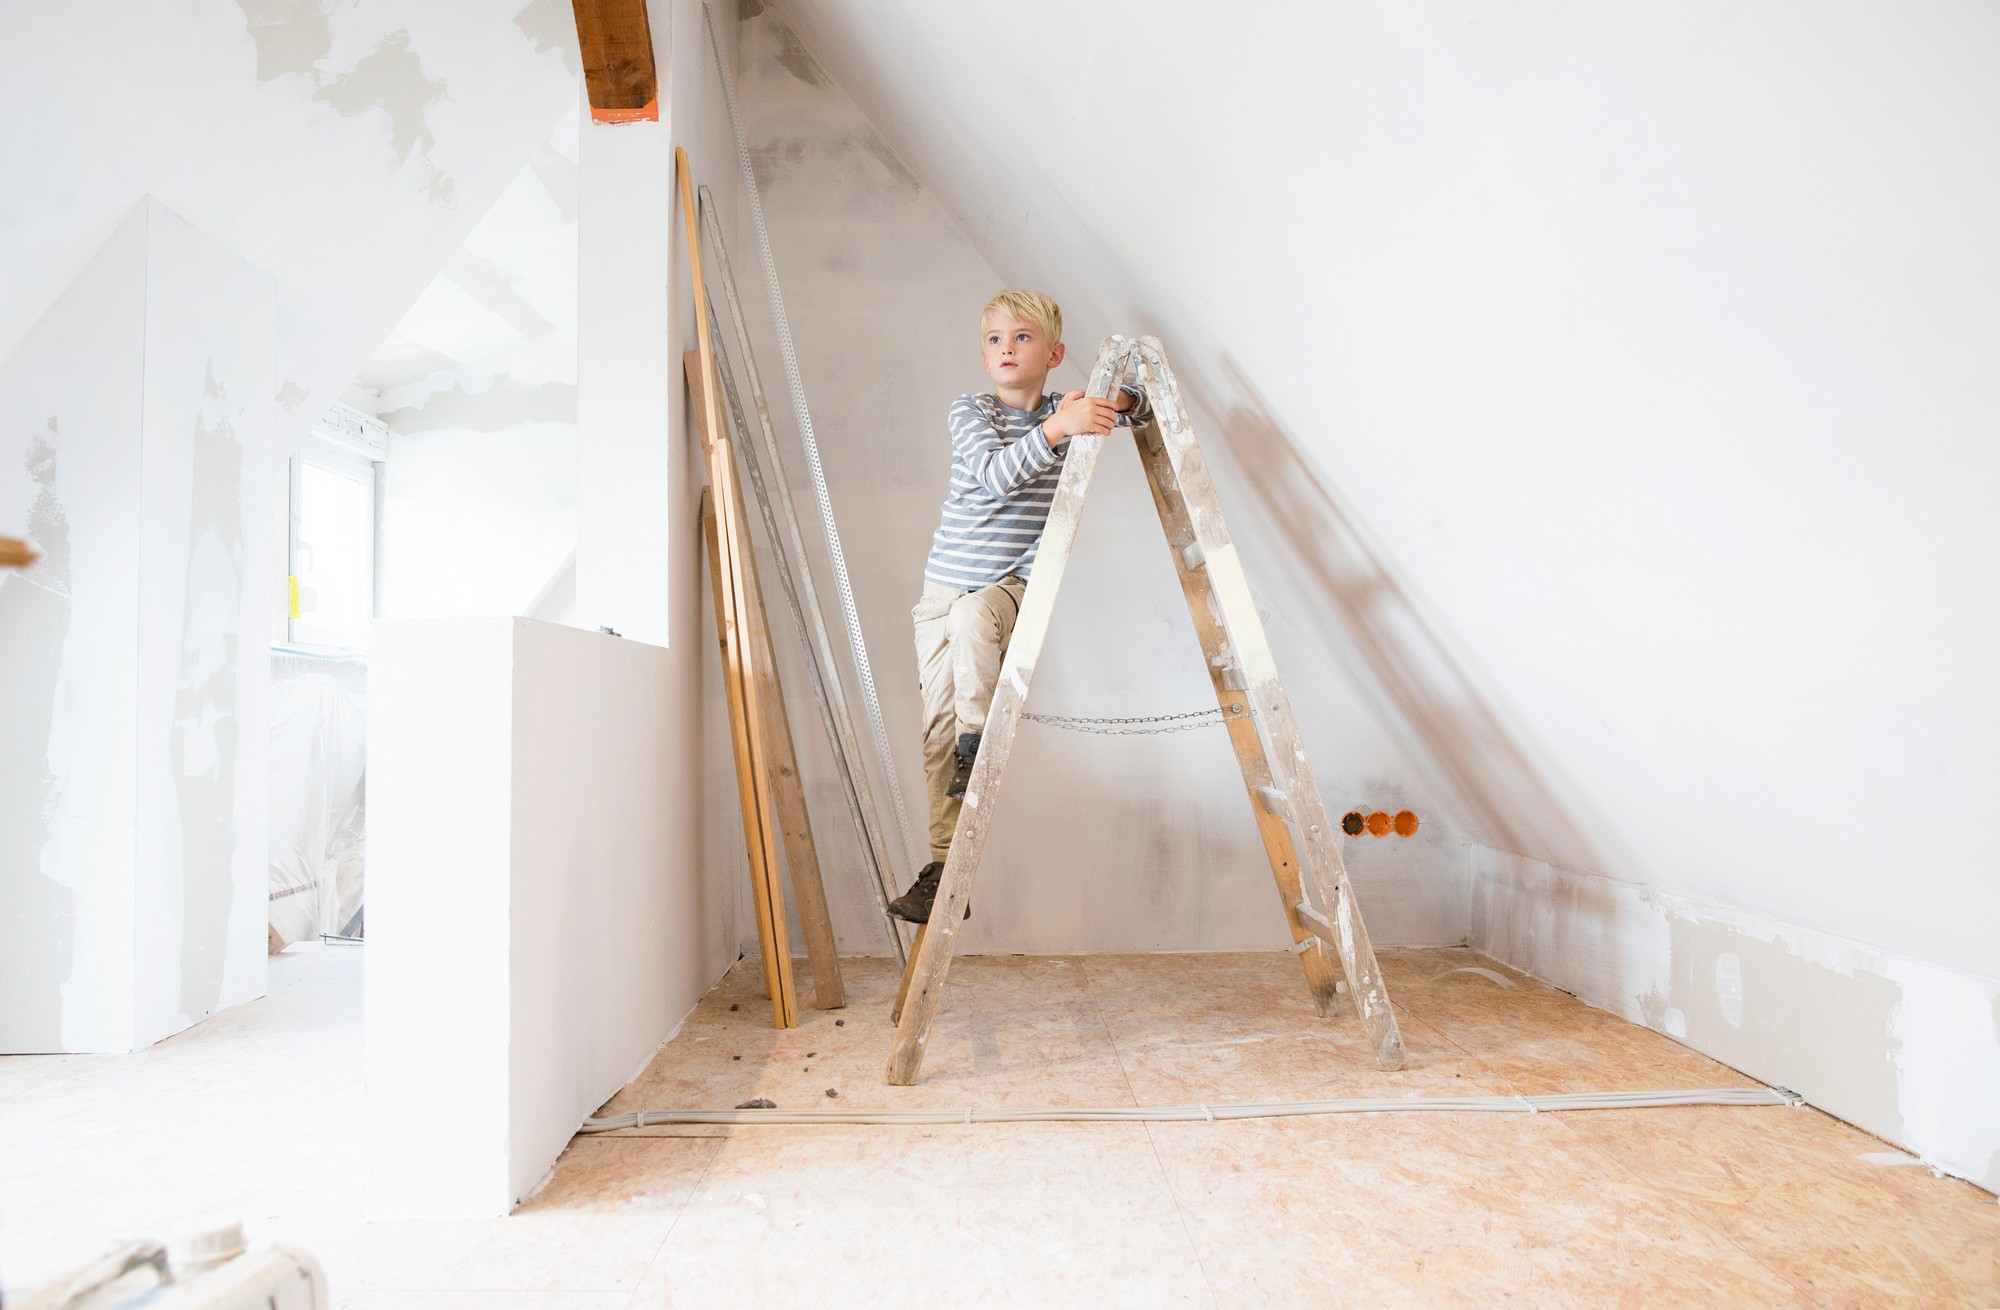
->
[1021,705,1257,736]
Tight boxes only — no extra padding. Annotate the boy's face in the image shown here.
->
[981,312,1065,392]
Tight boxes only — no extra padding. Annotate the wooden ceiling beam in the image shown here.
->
[570,0,658,123]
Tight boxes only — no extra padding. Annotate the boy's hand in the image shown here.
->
[1043,390,1122,444]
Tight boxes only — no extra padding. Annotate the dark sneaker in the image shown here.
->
[945,731,981,798]
[887,862,971,924]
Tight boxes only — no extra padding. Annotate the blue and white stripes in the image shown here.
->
[922,387,1148,590]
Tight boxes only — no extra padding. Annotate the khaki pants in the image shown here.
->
[911,574,1028,863]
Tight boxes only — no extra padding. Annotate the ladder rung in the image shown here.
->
[1255,786,1295,823]
[1180,541,1207,571]
[1294,898,1334,941]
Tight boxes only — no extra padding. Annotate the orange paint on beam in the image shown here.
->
[590,97,658,124]
[571,0,657,121]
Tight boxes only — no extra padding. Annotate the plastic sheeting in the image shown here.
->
[268,651,366,948]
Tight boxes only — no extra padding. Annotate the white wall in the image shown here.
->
[767,0,2000,1184]
[730,10,1465,958]
[369,106,584,624]
[0,200,277,1052]
[366,618,738,1216]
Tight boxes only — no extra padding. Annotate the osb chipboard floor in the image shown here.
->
[2,944,1995,1308]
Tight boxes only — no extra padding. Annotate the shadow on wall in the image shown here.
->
[1194,351,1610,877]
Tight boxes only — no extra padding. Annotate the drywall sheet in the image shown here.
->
[0,199,277,1052]
[365,618,737,1217]
[0,208,149,1053]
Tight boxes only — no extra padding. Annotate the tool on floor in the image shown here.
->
[16,1217,328,1309]
[677,146,844,1027]
[886,335,1409,1084]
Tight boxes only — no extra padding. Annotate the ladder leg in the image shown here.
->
[890,922,926,1025]
[1130,339,1405,1071]
[732,469,845,1010]
[1135,430,1342,1017]
[885,340,1130,1085]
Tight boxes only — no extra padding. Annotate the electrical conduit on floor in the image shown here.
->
[581,1085,1802,1131]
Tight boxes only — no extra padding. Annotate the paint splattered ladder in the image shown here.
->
[887,336,1407,1084]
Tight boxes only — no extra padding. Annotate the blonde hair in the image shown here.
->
[981,290,1062,345]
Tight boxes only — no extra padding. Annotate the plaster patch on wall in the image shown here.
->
[856,134,922,200]
[379,378,577,435]
[529,142,581,224]
[276,379,309,413]
[1887,959,2000,1195]
[444,250,557,341]
[174,366,246,1024]
[0,425,77,1050]
[771,24,829,86]
[236,0,335,83]
[513,0,582,75]
[312,31,457,206]
[1472,845,1999,1193]
[1663,912,1904,1143]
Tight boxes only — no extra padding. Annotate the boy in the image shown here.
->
[888,291,1149,923]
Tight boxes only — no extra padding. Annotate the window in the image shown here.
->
[288,441,378,651]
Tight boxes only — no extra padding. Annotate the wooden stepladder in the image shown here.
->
[677,147,843,1026]
[886,335,1408,1084]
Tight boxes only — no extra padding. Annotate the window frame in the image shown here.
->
[286,437,381,653]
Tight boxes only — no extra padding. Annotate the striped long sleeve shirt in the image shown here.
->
[923,384,1150,590]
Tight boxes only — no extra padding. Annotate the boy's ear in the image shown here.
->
[1047,341,1067,369]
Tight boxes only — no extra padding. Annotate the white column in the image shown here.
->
[575,98,678,646]
[0,198,276,1053]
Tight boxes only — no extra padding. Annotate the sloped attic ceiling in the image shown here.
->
[767,0,2000,980]
[0,0,579,447]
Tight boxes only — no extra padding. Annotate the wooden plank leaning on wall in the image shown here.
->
[690,354,845,1012]
[677,145,846,1023]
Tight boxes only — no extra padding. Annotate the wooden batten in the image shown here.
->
[679,147,795,1028]
[1,535,40,570]
[688,349,845,1012]
[569,0,658,123]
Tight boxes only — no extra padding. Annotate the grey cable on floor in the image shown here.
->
[580,1085,1801,1131]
